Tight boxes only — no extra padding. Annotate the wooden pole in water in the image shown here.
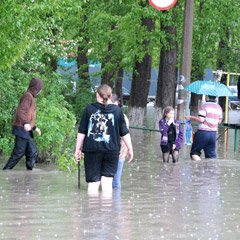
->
[78,161,80,189]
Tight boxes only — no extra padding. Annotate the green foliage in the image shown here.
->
[0,1,32,70]
[192,0,240,75]
[2,0,240,169]
[34,74,77,168]
[55,148,77,172]
[0,70,28,154]
[57,149,84,172]
[74,81,95,121]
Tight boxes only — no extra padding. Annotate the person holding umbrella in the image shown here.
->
[185,95,223,161]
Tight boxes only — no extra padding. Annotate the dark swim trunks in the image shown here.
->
[84,152,119,182]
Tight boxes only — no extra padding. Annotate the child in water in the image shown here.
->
[159,106,183,163]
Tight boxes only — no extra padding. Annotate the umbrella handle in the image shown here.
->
[78,161,80,189]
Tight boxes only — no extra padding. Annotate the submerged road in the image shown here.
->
[0,128,240,239]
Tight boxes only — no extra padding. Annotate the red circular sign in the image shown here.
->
[149,0,177,10]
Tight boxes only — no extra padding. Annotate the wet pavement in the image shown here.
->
[0,128,240,240]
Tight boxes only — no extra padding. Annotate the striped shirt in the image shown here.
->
[198,101,222,131]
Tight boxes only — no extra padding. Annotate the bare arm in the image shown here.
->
[122,133,133,163]
[74,133,86,162]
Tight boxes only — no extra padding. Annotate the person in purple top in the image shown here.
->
[159,106,183,163]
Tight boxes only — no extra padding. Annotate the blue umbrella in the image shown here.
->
[185,80,233,97]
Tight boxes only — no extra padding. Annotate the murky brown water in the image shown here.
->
[1,128,240,239]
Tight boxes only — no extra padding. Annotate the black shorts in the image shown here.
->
[161,142,178,154]
[84,152,119,182]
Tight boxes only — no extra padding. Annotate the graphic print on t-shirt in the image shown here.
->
[87,110,114,143]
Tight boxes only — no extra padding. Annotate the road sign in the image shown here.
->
[149,0,177,10]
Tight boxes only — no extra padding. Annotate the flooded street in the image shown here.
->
[1,128,240,240]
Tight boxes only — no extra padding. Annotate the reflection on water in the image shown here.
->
[0,129,240,239]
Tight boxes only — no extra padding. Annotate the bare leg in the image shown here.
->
[191,154,201,161]
[87,181,101,195]
[172,150,179,163]
[162,152,170,163]
[101,176,113,195]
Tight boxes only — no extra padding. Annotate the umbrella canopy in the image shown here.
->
[185,80,233,97]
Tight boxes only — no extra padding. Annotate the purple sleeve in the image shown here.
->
[159,119,169,135]
[175,121,184,150]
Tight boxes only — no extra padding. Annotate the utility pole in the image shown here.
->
[177,0,194,121]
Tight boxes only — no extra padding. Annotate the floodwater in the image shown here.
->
[1,128,240,240]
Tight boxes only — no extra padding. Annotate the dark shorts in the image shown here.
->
[190,130,217,158]
[84,152,119,182]
[161,142,178,154]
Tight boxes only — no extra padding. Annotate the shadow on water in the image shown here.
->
[0,128,240,239]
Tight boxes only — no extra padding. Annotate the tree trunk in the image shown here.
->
[74,15,93,119]
[154,25,177,129]
[77,45,89,83]
[114,68,124,104]
[101,43,115,88]
[77,15,89,85]
[101,25,116,88]
[217,39,229,116]
[128,17,154,126]
[189,71,204,115]
[42,28,58,71]
[190,93,202,116]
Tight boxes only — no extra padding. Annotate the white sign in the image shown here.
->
[149,0,177,10]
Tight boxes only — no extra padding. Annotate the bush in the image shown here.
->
[0,71,26,155]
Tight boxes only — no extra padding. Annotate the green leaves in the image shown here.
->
[192,0,240,73]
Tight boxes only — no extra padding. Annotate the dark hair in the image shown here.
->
[97,84,112,106]
[208,95,216,100]
[163,106,174,118]
[111,93,119,104]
